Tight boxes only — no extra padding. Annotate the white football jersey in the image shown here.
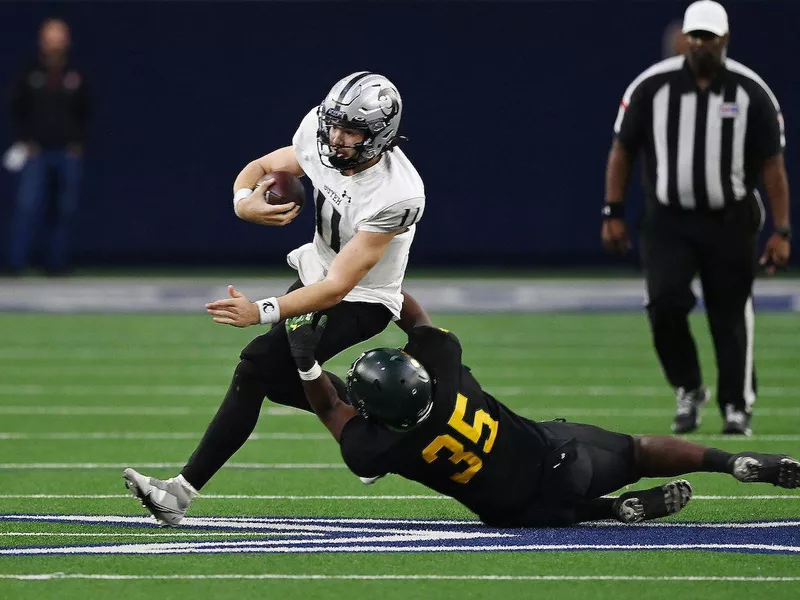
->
[289,108,425,318]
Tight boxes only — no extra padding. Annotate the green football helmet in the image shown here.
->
[346,348,433,432]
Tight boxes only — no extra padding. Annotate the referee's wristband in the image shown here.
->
[233,188,253,216]
[602,203,626,219]
[255,297,280,325]
[775,225,792,240]
[298,361,322,381]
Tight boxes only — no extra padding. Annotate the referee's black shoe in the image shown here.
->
[730,452,800,488]
[722,405,752,436]
[612,480,693,524]
[672,386,710,434]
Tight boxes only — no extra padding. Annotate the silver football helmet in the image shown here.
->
[317,72,402,170]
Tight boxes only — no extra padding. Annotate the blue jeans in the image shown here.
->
[7,150,82,272]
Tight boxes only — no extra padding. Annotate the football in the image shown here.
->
[256,171,306,213]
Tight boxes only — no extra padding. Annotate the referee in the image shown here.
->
[601,1,791,436]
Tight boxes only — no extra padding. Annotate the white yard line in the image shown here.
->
[0,573,799,581]
[2,432,800,442]
[1,405,800,418]
[0,463,346,470]
[0,532,323,538]
[0,494,797,501]
[0,384,799,398]
[0,432,329,440]
[0,406,305,416]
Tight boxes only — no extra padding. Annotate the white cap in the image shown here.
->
[682,0,729,37]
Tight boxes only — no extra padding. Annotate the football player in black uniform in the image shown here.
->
[284,296,800,527]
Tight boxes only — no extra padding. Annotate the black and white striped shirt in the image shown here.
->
[614,56,785,211]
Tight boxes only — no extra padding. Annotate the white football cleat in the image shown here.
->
[358,475,384,485]
[123,468,197,527]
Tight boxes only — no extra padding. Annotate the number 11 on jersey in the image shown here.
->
[315,191,342,252]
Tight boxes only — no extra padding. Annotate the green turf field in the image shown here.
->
[0,312,798,599]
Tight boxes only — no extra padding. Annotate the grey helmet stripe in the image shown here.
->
[336,71,373,104]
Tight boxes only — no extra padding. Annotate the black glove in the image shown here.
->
[285,312,328,371]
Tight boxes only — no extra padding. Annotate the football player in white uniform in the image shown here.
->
[123,72,426,525]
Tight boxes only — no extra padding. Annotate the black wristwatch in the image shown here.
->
[775,225,792,240]
[602,203,625,219]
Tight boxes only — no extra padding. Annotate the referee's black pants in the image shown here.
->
[640,198,763,415]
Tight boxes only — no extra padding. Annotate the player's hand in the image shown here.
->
[759,233,791,275]
[236,179,301,226]
[286,312,328,370]
[601,218,631,255]
[205,285,260,327]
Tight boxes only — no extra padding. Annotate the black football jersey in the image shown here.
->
[339,326,551,525]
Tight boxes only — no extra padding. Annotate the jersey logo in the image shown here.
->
[323,185,350,206]
[719,103,740,118]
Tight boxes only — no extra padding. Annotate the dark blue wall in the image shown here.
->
[1,1,796,267]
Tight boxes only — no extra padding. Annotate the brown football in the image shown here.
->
[256,171,306,213]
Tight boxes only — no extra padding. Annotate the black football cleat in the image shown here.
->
[730,452,800,488]
[613,480,693,524]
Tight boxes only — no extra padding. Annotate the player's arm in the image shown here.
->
[603,78,648,255]
[206,230,397,327]
[232,146,304,226]
[232,146,305,193]
[751,88,791,274]
[395,292,433,334]
[285,314,358,441]
[278,229,398,315]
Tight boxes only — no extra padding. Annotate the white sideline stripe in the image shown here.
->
[0,406,306,417]
[0,532,323,538]
[3,432,800,442]
[1,573,800,582]
[0,463,346,470]
[0,432,329,441]
[0,494,445,500]
[1,384,800,398]
[2,405,800,418]
[12,542,798,555]
[0,494,798,501]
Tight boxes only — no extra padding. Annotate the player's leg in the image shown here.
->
[563,424,696,524]
[697,206,760,435]
[7,152,48,272]
[640,211,706,433]
[632,435,800,488]
[124,293,391,525]
[46,150,82,273]
[573,432,799,524]
[535,421,692,525]
[178,298,390,488]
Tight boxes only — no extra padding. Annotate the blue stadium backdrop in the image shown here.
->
[0,0,796,267]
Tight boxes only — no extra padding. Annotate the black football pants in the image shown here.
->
[181,279,392,489]
[640,199,762,415]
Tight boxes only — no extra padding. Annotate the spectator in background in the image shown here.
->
[5,18,90,275]
[662,19,690,58]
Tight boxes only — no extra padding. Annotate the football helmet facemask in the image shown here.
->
[317,72,402,171]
